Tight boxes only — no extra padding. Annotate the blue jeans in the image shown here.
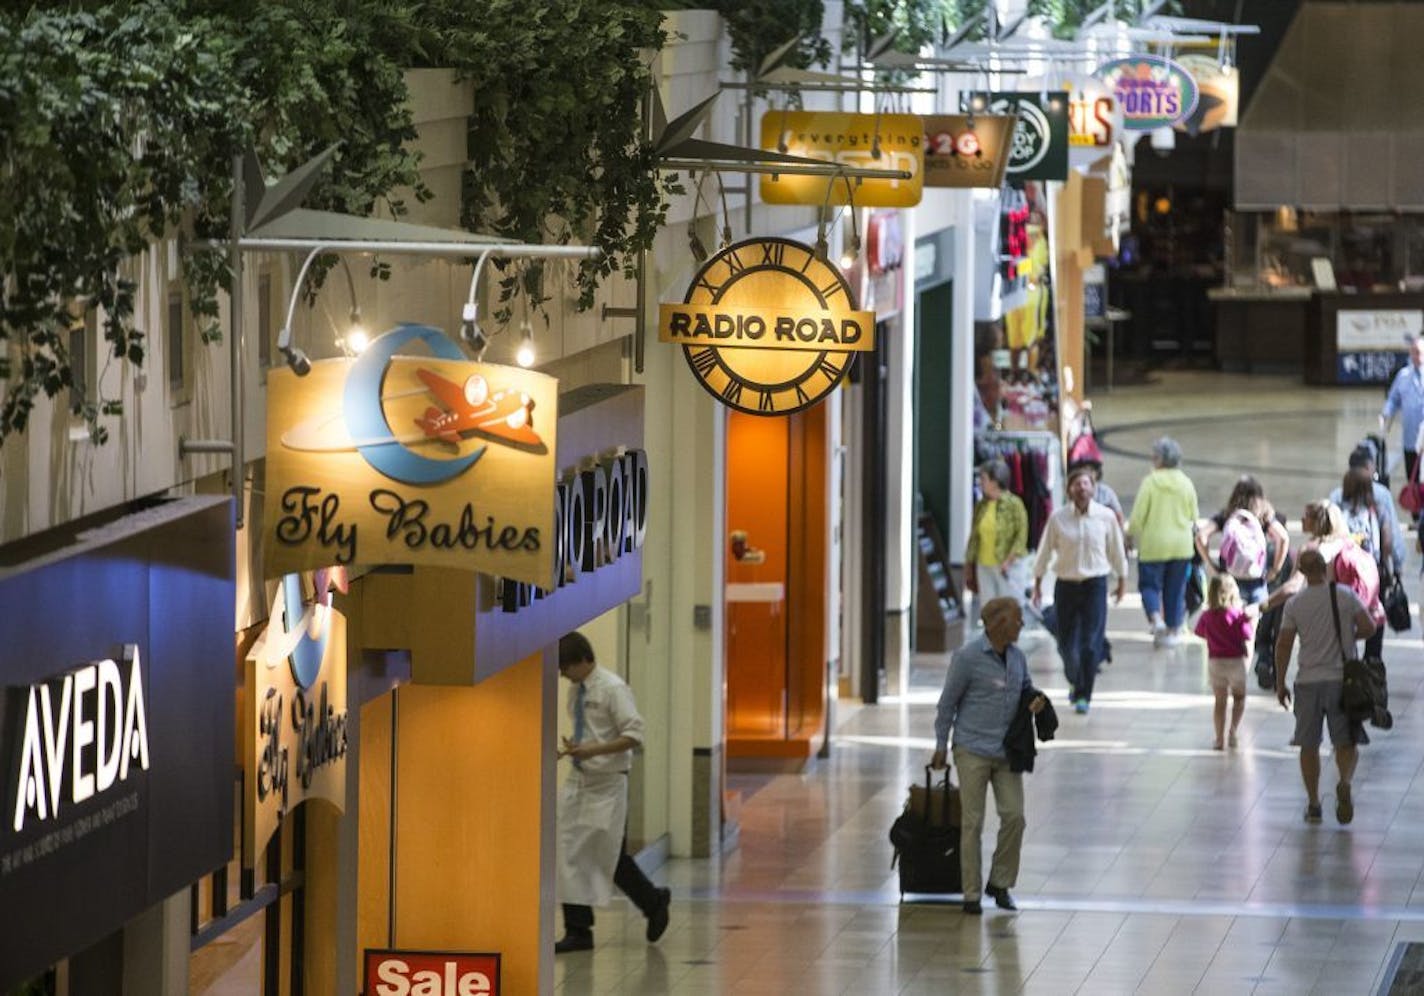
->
[1138,558,1190,629]
[1236,576,1268,606]
[1055,575,1108,702]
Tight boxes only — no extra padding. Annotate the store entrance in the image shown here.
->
[724,405,829,763]
[912,281,962,652]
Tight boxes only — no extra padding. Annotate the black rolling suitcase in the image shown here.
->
[889,766,962,897]
[1364,432,1390,488]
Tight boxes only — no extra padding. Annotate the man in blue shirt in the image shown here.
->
[931,598,1046,915]
[1379,337,1424,494]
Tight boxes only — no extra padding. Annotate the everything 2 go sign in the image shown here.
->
[1096,56,1198,131]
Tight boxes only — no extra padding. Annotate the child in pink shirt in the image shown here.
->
[1193,575,1255,750]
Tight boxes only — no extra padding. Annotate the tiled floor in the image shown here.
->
[554,373,1424,995]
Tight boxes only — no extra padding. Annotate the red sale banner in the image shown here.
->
[364,949,500,996]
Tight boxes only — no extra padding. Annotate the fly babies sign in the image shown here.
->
[264,324,559,588]
[245,573,349,863]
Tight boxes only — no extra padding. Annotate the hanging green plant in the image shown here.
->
[712,0,833,76]
[427,0,677,316]
[844,0,953,58]
[4,0,679,446]
[0,5,248,443]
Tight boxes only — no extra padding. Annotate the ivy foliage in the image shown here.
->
[0,5,247,442]
[425,0,676,314]
[844,0,954,58]
[846,0,1181,52]
[1,0,674,444]
[711,0,833,75]
[1031,0,1181,39]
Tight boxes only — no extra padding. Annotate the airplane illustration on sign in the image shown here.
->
[413,368,543,449]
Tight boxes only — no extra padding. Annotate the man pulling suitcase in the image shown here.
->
[931,598,1046,914]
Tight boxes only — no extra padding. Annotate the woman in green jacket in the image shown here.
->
[1127,437,1200,647]
[966,458,1030,607]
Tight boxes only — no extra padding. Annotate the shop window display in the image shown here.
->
[977,182,1058,434]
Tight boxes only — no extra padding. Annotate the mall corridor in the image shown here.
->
[553,373,1424,995]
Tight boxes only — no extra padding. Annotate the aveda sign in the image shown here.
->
[10,646,150,835]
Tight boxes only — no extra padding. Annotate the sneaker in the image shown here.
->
[1336,785,1354,825]
[1074,698,1090,715]
[1159,630,1181,648]
[1228,732,1239,749]
[1304,803,1323,824]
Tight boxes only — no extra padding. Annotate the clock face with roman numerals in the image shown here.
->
[679,238,861,416]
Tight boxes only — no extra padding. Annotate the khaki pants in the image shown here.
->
[953,747,1026,901]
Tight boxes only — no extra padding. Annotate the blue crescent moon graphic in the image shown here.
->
[283,573,324,691]
[343,323,486,484]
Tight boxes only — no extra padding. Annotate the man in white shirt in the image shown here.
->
[555,632,671,953]
[1274,550,1376,826]
[1032,465,1127,714]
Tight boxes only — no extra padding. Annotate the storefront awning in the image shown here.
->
[1236,1,1424,211]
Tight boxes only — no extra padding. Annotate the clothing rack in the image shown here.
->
[975,429,1063,549]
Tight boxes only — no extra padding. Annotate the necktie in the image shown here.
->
[573,683,586,769]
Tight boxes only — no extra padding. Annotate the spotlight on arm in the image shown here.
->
[276,325,312,376]
[459,301,489,361]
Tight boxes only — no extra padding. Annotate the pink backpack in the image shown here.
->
[1219,510,1267,579]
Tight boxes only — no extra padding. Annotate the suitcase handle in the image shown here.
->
[922,764,953,828]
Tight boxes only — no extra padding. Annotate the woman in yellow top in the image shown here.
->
[965,458,1030,608]
[1127,437,1201,648]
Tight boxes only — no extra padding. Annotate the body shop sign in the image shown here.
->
[365,949,499,996]
[1096,56,1198,131]
[964,93,1068,181]
[264,324,558,588]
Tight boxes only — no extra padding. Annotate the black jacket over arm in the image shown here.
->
[1004,687,1059,773]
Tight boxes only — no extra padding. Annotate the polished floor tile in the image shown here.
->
[556,373,1424,995]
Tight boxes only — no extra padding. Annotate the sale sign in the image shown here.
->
[364,949,500,996]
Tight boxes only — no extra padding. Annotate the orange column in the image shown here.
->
[360,651,556,994]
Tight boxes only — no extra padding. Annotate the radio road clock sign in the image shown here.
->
[659,238,875,416]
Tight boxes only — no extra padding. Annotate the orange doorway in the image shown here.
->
[724,405,829,765]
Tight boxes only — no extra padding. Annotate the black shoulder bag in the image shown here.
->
[1328,583,1393,729]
